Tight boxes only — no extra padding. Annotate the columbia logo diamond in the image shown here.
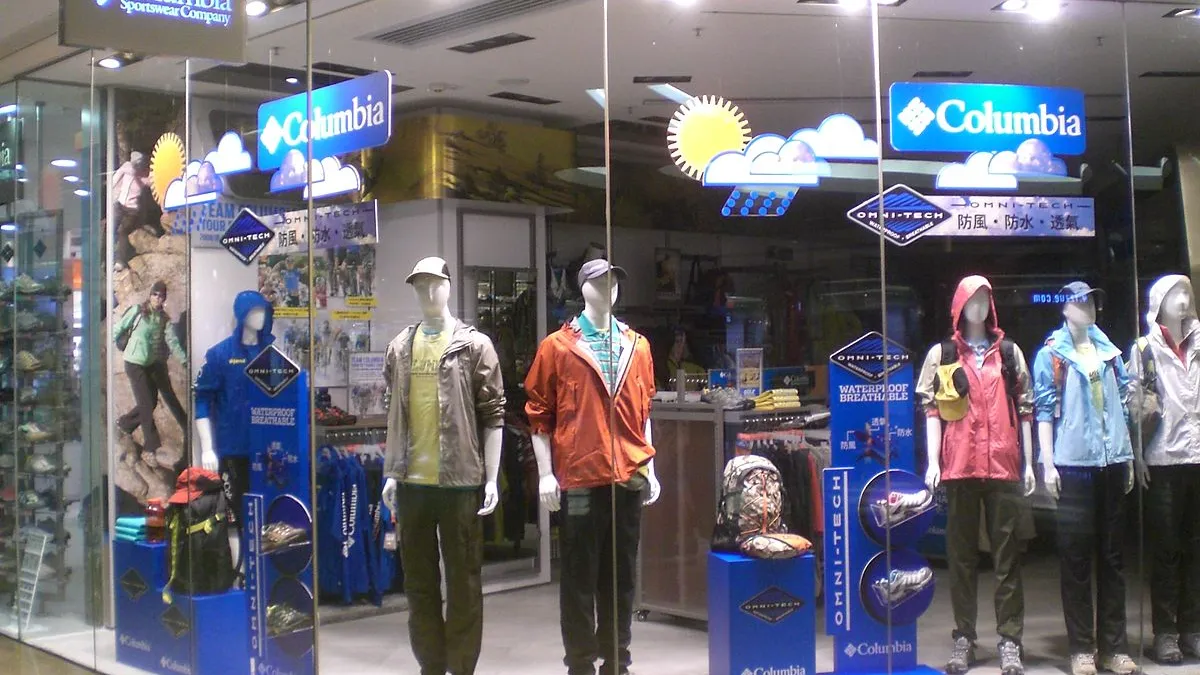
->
[260,117,285,154]
[898,97,936,136]
[844,644,859,658]
[742,670,755,675]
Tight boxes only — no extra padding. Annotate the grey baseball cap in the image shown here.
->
[577,258,627,289]
[406,256,451,283]
[1060,281,1105,310]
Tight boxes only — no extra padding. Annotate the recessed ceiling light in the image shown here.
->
[73,189,90,198]
[586,88,606,108]
[285,77,299,84]
[1027,0,1060,20]
[0,224,15,233]
[1164,8,1200,18]
[246,0,268,16]
[51,159,77,169]
[63,175,80,184]
[999,0,1027,10]
[0,104,15,116]
[97,57,122,70]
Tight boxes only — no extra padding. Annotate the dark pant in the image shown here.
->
[1146,464,1200,637]
[945,479,1025,644]
[119,360,186,455]
[1055,465,1128,654]
[560,486,643,675]
[398,485,484,675]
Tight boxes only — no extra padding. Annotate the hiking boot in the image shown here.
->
[999,639,1024,675]
[265,603,313,637]
[1098,653,1138,674]
[25,455,57,475]
[945,636,976,674]
[15,351,41,372]
[1181,632,1200,658]
[1152,633,1184,664]
[261,523,309,553]
[20,423,53,443]
[13,275,44,295]
[872,566,934,606]
[871,488,933,527]
[1071,653,1097,675]
[18,491,47,510]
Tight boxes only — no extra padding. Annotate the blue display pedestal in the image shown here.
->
[114,540,250,675]
[709,551,816,675]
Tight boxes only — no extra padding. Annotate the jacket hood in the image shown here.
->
[1048,323,1122,362]
[1146,274,1197,331]
[950,275,999,338]
[233,290,275,347]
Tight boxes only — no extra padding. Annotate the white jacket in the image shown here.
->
[1131,274,1200,466]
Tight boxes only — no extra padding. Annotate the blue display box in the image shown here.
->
[709,551,816,675]
[114,540,250,675]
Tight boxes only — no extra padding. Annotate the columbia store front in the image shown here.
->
[1,1,1200,675]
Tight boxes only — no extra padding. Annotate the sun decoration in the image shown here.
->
[149,132,186,207]
[667,95,751,181]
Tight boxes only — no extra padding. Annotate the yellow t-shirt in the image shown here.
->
[406,323,452,485]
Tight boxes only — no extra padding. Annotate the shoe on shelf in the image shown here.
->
[1070,653,1097,675]
[25,455,57,475]
[261,522,309,553]
[15,351,41,373]
[872,566,933,606]
[17,491,47,510]
[0,454,14,470]
[870,489,934,528]
[999,639,1025,675]
[265,603,313,637]
[945,636,976,675]
[13,275,44,295]
[20,423,54,443]
[1098,653,1138,674]
[1152,633,1184,664]
[1181,632,1200,659]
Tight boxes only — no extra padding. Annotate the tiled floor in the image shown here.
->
[0,636,95,674]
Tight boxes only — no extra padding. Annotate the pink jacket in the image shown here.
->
[916,275,1033,482]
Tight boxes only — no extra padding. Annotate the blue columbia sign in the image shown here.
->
[890,82,1086,156]
[257,71,394,171]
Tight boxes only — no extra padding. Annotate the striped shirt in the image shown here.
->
[577,314,623,391]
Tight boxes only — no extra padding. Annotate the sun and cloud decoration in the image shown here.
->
[669,96,879,217]
[268,150,362,199]
[153,132,253,211]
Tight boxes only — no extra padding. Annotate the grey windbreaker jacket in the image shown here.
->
[1130,274,1200,466]
[383,321,506,487]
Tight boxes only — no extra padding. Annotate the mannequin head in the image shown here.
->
[1063,299,1096,329]
[1162,282,1192,323]
[582,277,619,313]
[244,306,267,332]
[961,288,991,326]
[411,276,452,319]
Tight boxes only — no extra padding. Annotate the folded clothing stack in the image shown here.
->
[115,516,148,543]
[753,389,801,411]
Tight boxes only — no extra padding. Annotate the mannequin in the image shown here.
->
[194,291,276,528]
[916,275,1034,675]
[1134,274,1200,665]
[1032,283,1137,675]
[525,259,660,675]
[380,256,505,675]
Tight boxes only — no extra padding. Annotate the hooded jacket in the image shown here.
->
[194,291,276,459]
[916,275,1033,482]
[382,321,505,487]
[1130,274,1200,466]
[1033,323,1133,467]
[524,317,656,490]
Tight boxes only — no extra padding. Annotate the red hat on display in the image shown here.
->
[168,468,223,505]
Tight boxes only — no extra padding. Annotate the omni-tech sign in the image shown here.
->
[257,71,393,171]
[890,82,1086,156]
[60,0,246,61]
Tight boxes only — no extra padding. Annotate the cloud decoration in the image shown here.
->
[935,152,1019,191]
[986,138,1068,177]
[269,149,325,192]
[305,156,361,199]
[703,134,829,187]
[788,113,879,161]
[203,132,253,175]
[163,160,223,211]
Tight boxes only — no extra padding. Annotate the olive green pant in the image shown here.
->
[399,484,484,675]
[945,479,1025,644]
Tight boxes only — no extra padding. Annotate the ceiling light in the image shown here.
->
[0,224,15,233]
[999,0,1027,10]
[97,57,122,70]
[13,164,22,171]
[1027,0,1060,20]
[51,159,77,169]
[246,0,268,16]
[0,104,15,116]
[73,189,90,198]
[285,76,299,84]
[647,83,692,104]
[839,0,868,8]
[1164,8,1200,18]
[63,175,80,184]
[586,88,606,108]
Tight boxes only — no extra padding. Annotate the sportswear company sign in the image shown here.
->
[740,667,807,675]
[60,0,246,61]
[890,82,1086,155]
[257,71,393,171]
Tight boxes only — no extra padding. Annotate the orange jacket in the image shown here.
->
[524,319,656,490]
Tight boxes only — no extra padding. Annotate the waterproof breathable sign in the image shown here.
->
[890,82,1086,156]
[60,0,247,62]
[824,333,939,675]
[257,72,393,171]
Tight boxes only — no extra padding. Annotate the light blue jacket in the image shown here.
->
[1032,324,1133,467]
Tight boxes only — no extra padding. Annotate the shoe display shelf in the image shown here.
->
[0,210,78,607]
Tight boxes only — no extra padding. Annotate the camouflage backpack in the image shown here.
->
[713,455,808,558]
